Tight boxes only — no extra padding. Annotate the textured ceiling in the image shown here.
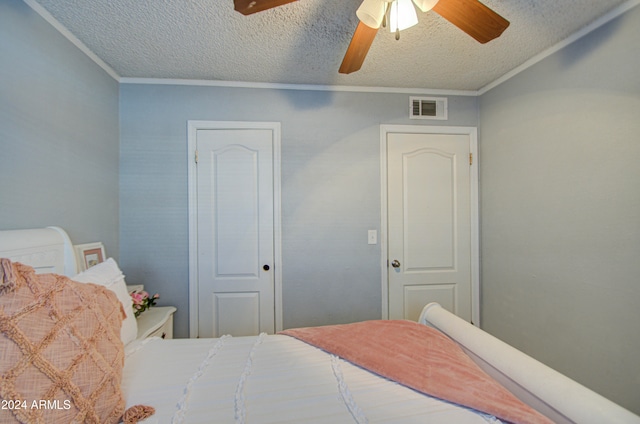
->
[32,0,629,90]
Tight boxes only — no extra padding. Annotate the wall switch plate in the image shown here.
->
[368,230,377,245]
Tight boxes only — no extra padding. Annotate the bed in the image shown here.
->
[0,227,638,424]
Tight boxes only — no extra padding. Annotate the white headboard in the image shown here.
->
[0,227,77,276]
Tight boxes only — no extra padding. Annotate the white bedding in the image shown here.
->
[3,227,637,424]
[122,335,503,424]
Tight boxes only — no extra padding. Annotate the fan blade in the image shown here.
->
[234,0,299,15]
[432,0,509,44]
[339,22,378,74]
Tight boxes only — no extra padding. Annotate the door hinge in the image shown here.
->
[195,149,199,164]
[469,153,473,166]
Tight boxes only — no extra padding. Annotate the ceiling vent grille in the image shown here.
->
[410,96,448,120]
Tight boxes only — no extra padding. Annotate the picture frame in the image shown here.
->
[74,242,106,271]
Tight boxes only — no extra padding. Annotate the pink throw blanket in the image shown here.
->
[281,320,553,424]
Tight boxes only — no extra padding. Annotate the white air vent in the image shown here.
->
[409,96,448,120]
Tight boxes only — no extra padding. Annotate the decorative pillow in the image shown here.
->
[73,258,138,346]
[0,259,126,423]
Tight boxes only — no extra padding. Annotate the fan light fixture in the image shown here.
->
[412,0,439,13]
[356,0,387,28]
[389,0,418,35]
[356,0,440,40]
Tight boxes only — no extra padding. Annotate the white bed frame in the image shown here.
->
[0,227,77,276]
[1,227,639,424]
[420,303,639,424]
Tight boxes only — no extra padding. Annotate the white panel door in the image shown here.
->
[387,132,472,322]
[196,128,275,337]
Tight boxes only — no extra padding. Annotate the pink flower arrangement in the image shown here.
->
[130,290,159,317]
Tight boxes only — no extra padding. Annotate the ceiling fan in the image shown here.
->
[233,0,509,74]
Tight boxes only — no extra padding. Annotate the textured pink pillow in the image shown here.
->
[0,259,126,423]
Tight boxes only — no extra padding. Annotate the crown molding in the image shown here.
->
[22,0,120,81]
[118,77,479,97]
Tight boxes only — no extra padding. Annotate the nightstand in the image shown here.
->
[136,306,177,339]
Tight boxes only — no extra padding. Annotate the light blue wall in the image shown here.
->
[4,0,638,413]
[119,84,478,337]
[0,0,120,255]
[479,5,640,414]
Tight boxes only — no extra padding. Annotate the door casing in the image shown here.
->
[188,120,283,338]
[380,125,480,325]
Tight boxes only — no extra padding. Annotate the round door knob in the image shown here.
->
[263,264,270,271]
[391,259,401,268]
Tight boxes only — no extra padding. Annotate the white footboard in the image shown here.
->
[419,303,639,424]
